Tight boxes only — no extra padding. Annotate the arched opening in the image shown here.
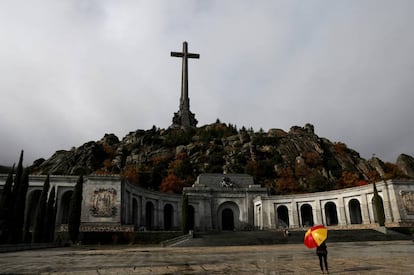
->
[372,195,385,224]
[217,202,240,231]
[300,204,314,227]
[276,205,289,228]
[164,204,173,230]
[25,190,42,232]
[349,199,362,224]
[60,191,73,224]
[187,205,195,231]
[132,198,138,227]
[222,208,234,231]
[145,201,154,230]
[257,206,262,228]
[325,202,338,226]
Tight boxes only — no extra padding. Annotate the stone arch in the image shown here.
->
[217,201,240,231]
[371,195,385,224]
[276,205,289,228]
[25,189,42,231]
[145,201,154,229]
[59,190,73,225]
[349,199,362,224]
[164,203,173,230]
[324,202,338,226]
[132,198,138,227]
[300,204,314,227]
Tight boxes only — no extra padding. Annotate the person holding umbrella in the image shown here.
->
[304,225,329,274]
[316,241,329,274]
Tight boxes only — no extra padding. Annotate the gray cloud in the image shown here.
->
[1,0,413,166]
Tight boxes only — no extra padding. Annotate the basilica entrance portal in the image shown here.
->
[222,208,234,230]
[217,202,240,231]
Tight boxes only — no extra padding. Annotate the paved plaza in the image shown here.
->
[0,240,413,274]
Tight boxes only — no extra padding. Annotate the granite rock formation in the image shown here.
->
[29,123,414,194]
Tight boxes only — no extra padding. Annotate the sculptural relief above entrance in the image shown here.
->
[90,188,117,217]
[400,191,414,215]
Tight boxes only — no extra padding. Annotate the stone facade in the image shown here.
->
[254,180,414,229]
[183,174,267,231]
[1,174,414,234]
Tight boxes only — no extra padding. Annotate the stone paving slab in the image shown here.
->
[0,240,413,274]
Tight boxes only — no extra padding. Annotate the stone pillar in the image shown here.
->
[260,199,271,229]
[337,197,347,225]
[141,197,147,228]
[360,194,371,224]
[138,196,144,227]
[290,200,299,228]
[269,202,276,229]
[386,182,402,223]
[126,191,131,224]
[314,200,323,225]
[157,199,163,230]
[381,182,394,223]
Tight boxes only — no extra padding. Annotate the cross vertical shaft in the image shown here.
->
[171,41,200,127]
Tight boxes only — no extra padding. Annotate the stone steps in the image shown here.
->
[172,228,412,247]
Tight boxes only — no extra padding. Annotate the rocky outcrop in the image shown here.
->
[29,123,413,193]
[397,154,414,178]
[32,141,110,175]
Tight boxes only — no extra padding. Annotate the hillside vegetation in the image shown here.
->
[30,122,414,194]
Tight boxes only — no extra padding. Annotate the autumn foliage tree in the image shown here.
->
[336,171,360,189]
[160,153,194,193]
[383,162,408,180]
[160,174,186,193]
[274,167,299,194]
[120,165,140,185]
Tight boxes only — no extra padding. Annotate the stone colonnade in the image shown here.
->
[254,180,414,229]
[1,174,414,233]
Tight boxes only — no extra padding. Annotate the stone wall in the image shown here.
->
[254,179,414,229]
[1,174,413,235]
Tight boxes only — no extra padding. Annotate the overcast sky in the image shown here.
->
[1,1,413,166]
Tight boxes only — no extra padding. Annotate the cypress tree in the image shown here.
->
[181,193,189,234]
[373,182,385,226]
[33,175,50,243]
[0,165,15,243]
[68,175,83,243]
[11,167,29,243]
[44,186,56,242]
[11,151,24,201]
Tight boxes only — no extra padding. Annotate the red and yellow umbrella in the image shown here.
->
[304,225,327,249]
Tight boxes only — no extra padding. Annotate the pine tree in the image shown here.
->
[68,175,83,243]
[33,175,50,243]
[44,186,56,242]
[0,165,14,243]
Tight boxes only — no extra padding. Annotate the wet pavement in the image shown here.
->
[0,240,413,274]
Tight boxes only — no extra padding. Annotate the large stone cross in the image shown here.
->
[171,41,199,127]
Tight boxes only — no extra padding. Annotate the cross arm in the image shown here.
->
[171,52,184,57]
[187,53,200,59]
